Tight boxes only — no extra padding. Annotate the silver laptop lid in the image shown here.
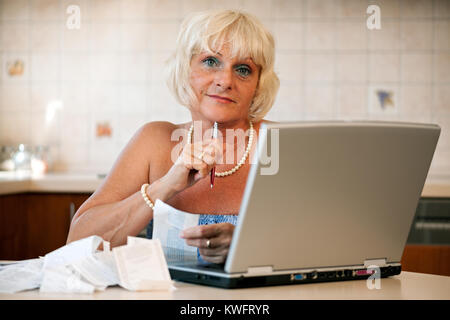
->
[225,121,440,273]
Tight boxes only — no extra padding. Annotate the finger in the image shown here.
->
[200,254,227,264]
[180,224,220,239]
[184,237,227,249]
[199,246,228,257]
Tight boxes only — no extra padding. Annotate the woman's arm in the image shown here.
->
[66,122,176,247]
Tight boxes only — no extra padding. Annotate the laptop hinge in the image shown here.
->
[246,266,273,276]
[364,258,387,268]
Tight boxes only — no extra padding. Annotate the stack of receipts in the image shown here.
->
[0,236,173,294]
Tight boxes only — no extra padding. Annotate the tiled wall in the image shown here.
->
[0,0,449,178]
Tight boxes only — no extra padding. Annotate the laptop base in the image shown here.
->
[169,265,402,289]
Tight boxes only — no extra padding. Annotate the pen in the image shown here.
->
[210,122,218,189]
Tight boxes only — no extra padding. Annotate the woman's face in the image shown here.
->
[189,44,260,124]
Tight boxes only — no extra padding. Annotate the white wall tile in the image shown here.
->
[336,21,367,51]
[337,0,367,18]
[434,0,450,18]
[306,0,336,18]
[30,110,61,145]
[119,53,148,82]
[434,85,450,115]
[274,21,303,51]
[88,82,120,112]
[400,0,433,19]
[31,53,60,81]
[434,53,450,83]
[274,0,304,19]
[401,53,432,83]
[30,0,62,21]
[242,0,273,20]
[337,84,367,117]
[63,26,88,51]
[30,83,60,112]
[0,84,30,111]
[274,53,303,83]
[120,0,149,20]
[369,54,400,83]
[1,24,29,51]
[89,23,120,52]
[400,21,433,51]
[30,22,61,51]
[119,84,147,115]
[62,53,89,81]
[368,21,400,51]
[336,54,367,82]
[400,85,432,115]
[88,0,120,21]
[147,0,181,20]
[434,21,450,51]
[0,0,30,21]
[149,52,170,84]
[305,21,336,51]
[149,22,180,52]
[61,83,88,113]
[120,23,149,52]
[370,0,400,18]
[0,110,31,144]
[60,112,89,143]
[58,141,89,166]
[305,54,335,83]
[304,85,335,116]
[89,54,119,82]
[181,0,211,16]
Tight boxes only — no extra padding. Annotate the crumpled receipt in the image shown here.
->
[152,199,200,264]
[0,235,173,294]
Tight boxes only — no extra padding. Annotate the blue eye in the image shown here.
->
[235,65,251,77]
[202,57,219,68]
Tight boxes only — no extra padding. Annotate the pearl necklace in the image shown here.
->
[187,120,254,177]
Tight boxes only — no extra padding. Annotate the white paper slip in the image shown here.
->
[113,237,172,291]
[152,199,200,263]
[43,235,103,270]
[39,265,96,294]
[0,258,43,294]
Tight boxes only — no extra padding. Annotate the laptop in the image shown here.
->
[168,121,441,288]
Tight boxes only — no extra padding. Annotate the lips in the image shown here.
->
[206,94,236,103]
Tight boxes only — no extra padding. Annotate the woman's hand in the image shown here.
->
[160,137,222,195]
[180,223,235,264]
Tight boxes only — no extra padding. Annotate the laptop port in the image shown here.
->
[294,274,305,281]
[327,271,336,279]
[344,270,352,277]
[310,271,318,280]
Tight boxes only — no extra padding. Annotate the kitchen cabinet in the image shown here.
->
[0,192,91,260]
[401,245,450,276]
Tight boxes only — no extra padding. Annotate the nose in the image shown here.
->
[214,68,233,91]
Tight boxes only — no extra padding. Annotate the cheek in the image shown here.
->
[189,70,210,96]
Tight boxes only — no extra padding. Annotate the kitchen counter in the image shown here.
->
[0,172,104,195]
[0,171,449,197]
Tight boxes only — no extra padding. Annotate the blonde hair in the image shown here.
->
[165,9,280,122]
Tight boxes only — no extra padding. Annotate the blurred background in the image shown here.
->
[0,0,448,177]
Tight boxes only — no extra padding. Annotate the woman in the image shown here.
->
[67,9,280,264]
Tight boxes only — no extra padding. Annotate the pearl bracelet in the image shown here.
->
[140,183,154,209]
